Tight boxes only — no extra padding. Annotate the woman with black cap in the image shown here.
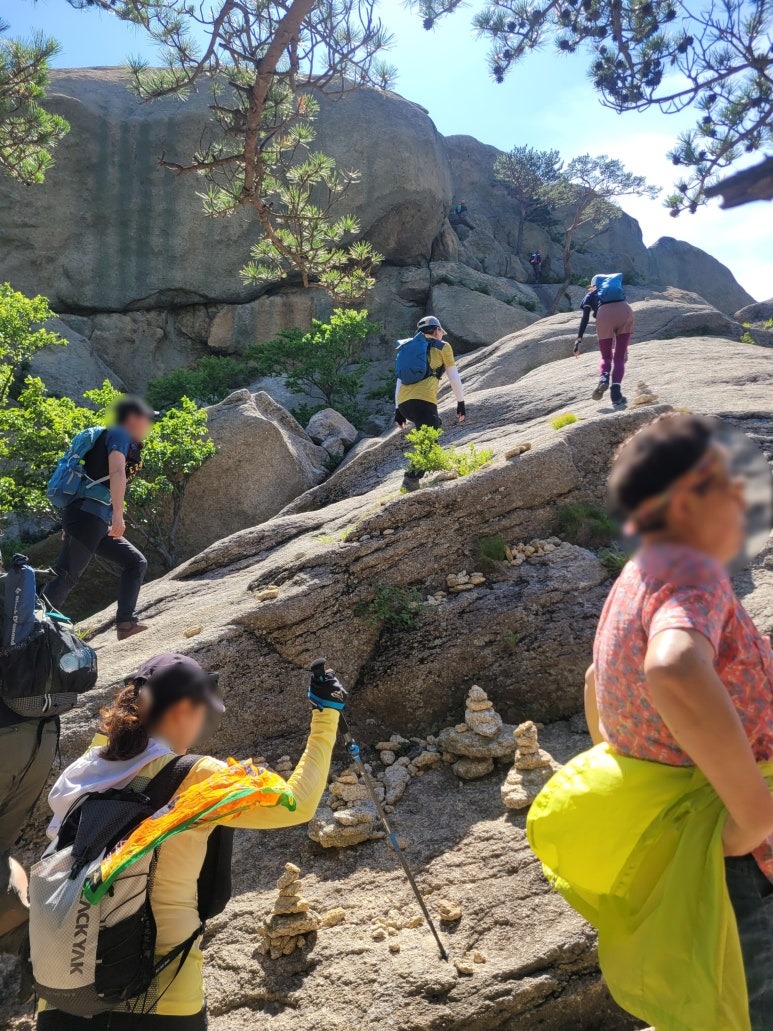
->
[36,653,346,1029]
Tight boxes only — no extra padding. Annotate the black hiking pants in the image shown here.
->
[399,399,442,482]
[38,1009,207,1029]
[45,504,147,623]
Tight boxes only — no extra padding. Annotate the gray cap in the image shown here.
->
[417,315,443,333]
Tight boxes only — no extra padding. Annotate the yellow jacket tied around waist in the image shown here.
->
[526,743,773,1031]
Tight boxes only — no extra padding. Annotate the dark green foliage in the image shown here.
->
[0,24,69,183]
[357,584,425,631]
[474,534,508,570]
[599,545,630,576]
[146,356,250,410]
[558,502,617,548]
[411,0,770,212]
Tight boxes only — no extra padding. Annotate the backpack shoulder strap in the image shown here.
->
[144,753,201,811]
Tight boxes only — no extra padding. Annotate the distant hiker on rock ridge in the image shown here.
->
[529,251,543,283]
[449,199,474,230]
[31,654,346,1029]
[574,273,634,409]
[394,316,466,492]
[44,396,155,641]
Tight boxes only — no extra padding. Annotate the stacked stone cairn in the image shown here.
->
[500,721,559,809]
[437,686,516,780]
[257,864,330,960]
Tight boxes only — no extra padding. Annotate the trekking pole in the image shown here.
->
[310,660,450,962]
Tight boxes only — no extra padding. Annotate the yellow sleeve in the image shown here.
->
[225,708,339,830]
[442,342,456,368]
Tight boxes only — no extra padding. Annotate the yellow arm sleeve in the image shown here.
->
[226,708,339,830]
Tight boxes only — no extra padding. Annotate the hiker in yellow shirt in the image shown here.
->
[35,653,345,1029]
[394,316,466,491]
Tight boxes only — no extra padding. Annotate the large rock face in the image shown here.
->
[648,237,754,314]
[175,390,328,561]
[0,70,451,311]
[0,68,755,389]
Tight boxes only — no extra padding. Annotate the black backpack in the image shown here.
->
[30,754,234,1017]
[0,560,97,719]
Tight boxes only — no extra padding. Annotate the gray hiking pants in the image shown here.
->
[0,719,59,955]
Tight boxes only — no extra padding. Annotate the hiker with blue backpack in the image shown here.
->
[394,316,466,491]
[573,273,635,409]
[44,397,156,641]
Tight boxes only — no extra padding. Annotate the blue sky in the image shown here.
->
[5,0,770,300]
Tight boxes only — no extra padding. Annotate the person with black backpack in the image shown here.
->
[32,652,345,1029]
[44,396,156,641]
[529,251,543,283]
[393,316,466,492]
[0,556,97,974]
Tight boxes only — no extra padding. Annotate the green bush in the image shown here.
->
[517,297,538,312]
[475,534,508,570]
[404,425,494,478]
[740,330,756,345]
[558,502,617,548]
[550,412,578,430]
[245,308,376,427]
[146,355,249,410]
[357,584,424,630]
[765,318,773,330]
[599,545,629,576]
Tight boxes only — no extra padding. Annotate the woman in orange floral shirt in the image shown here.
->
[586,413,773,1029]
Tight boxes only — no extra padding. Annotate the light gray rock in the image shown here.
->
[208,289,334,355]
[460,291,742,394]
[382,763,411,805]
[175,389,328,560]
[431,283,538,354]
[306,409,358,454]
[452,756,494,779]
[29,318,124,399]
[648,236,755,314]
[735,298,773,325]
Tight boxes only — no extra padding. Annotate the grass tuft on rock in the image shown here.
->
[550,412,578,430]
[557,502,616,548]
[474,534,508,570]
[404,425,493,478]
[357,585,424,630]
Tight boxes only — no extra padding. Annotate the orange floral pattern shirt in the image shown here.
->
[594,542,773,880]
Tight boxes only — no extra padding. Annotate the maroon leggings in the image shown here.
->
[598,333,631,384]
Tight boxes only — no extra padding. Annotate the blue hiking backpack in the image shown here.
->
[395,333,444,386]
[47,427,110,510]
[592,273,626,304]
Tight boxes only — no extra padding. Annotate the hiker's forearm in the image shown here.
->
[229,708,339,829]
[584,664,603,745]
[646,628,773,843]
[108,453,127,516]
[577,307,591,340]
[447,367,464,403]
[395,379,402,407]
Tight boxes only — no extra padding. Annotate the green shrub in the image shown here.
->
[764,318,773,330]
[599,545,629,576]
[475,534,508,570]
[740,330,756,344]
[550,412,578,430]
[357,584,424,630]
[404,425,494,478]
[517,297,538,312]
[147,355,249,410]
[558,502,617,547]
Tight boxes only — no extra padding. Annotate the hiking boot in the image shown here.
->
[610,384,628,409]
[116,620,149,641]
[591,376,610,401]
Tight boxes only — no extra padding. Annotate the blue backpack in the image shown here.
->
[47,426,110,510]
[395,333,444,386]
[592,273,626,304]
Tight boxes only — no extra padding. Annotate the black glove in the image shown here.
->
[457,401,466,418]
[308,666,348,712]
[394,407,407,428]
[573,338,582,356]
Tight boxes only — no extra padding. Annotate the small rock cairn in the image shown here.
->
[437,685,516,780]
[257,863,344,959]
[500,721,559,809]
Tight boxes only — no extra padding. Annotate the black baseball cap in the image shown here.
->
[115,396,160,423]
[127,653,225,716]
